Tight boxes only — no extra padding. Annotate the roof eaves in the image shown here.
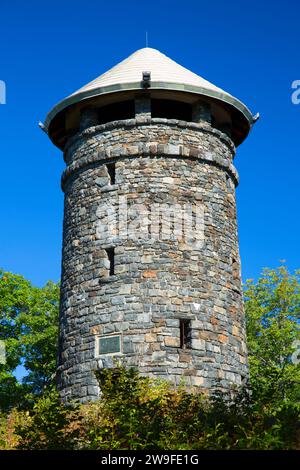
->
[44,80,254,132]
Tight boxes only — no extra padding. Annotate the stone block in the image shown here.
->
[165,336,180,348]
[192,339,206,350]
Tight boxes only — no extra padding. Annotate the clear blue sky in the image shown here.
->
[0,0,299,287]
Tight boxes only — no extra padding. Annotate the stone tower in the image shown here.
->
[44,48,256,402]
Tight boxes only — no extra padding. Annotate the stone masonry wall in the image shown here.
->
[58,117,248,402]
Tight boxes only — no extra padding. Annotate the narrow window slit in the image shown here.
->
[180,319,192,349]
[107,163,116,185]
[105,247,115,276]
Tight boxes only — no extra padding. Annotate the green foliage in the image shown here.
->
[8,367,300,450]
[0,408,29,449]
[1,265,300,449]
[0,270,59,411]
[15,388,80,450]
[93,367,195,449]
[245,265,300,404]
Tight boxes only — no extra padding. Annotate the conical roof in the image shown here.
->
[44,47,255,147]
[70,48,226,96]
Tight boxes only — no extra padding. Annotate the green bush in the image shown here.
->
[1,265,300,450]
[9,367,300,450]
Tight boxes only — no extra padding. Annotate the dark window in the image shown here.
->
[218,123,232,137]
[211,115,217,128]
[105,247,115,276]
[97,100,135,124]
[107,163,116,185]
[231,257,241,294]
[180,319,192,349]
[151,99,192,121]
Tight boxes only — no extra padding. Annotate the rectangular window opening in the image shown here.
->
[107,163,116,185]
[105,247,115,276]
[180,319,192,349]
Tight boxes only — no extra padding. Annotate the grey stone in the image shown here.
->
[56,117,248,402]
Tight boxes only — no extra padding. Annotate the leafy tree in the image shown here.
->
[244,265,300,404]
[0,270,59,411]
